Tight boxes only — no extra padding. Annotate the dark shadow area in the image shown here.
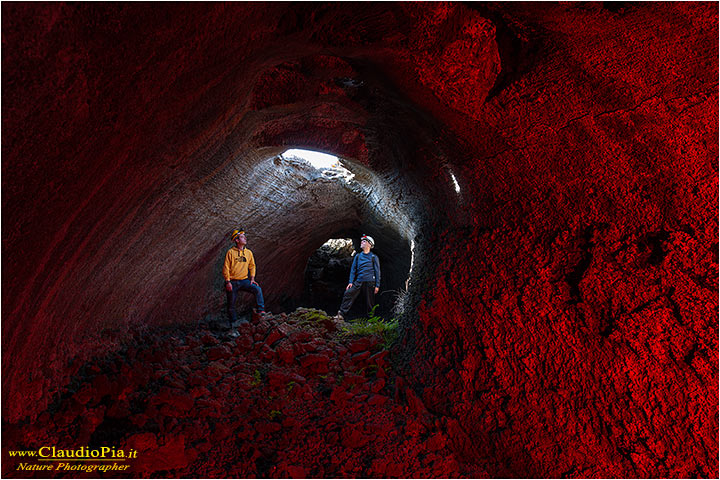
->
[303,238,355,315]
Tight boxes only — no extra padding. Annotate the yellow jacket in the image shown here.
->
[223,246,256,281]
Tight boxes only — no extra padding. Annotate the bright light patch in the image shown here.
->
[407,238,416,289]
[449,172,461,194]
[282,149,339,169]
[281,148,355,182]
[322,238,354,254]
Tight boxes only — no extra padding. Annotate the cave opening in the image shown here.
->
[279,149,355,183]
[303,238,355,316]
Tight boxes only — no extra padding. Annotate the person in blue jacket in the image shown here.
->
[335,234,381,321]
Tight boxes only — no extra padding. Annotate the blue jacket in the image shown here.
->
[349,251,381,288]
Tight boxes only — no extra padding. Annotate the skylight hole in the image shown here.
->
[280,149,355,182]
[282,149,340,169]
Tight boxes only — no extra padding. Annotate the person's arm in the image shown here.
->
[373,254,380,293]
[223,251,233,291]
[249,250,258,284]
[347,254,358,289]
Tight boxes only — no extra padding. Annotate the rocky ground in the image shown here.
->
[3,308,480,478]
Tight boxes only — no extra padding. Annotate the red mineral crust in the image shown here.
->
[2,2,717,478]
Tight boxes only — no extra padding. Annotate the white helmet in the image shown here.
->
[361,234,375,247]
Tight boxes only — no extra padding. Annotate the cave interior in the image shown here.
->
[1,2,718,478]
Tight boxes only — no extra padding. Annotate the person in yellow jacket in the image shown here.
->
[223,229,265,325]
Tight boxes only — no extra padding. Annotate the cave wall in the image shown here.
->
[404,3,718,477]
[2,2,717,476]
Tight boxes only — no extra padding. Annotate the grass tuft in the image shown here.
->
[341,305,399,348]
[296,308,330,326]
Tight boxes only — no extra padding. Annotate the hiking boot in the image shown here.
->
[252,309,269,322]
[333,314,350,328]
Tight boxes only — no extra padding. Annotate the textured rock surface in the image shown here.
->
[2,2,717,477]
[2,309,472,478]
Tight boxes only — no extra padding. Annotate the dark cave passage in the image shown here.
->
[303,238,356,315]
[301,232,412,319]
[2,2,717,478]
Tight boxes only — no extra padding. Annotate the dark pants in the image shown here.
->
[339,281,376,317]
[226,279,265,325]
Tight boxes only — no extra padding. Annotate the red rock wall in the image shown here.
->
[2,2,717,476]
[406,3,718,476]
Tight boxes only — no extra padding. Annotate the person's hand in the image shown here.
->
[374,287,379,294]
[225,281,232,292]
[251,280,259,287]
[346,283,353,290]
